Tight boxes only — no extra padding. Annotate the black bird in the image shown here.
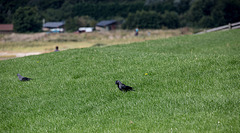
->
[17,74,31,81]
[115,80,135,92]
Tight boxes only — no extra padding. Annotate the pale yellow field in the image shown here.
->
[0,29,192,60]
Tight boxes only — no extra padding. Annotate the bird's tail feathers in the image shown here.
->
[129,87,135,91]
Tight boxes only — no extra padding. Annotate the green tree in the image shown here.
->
[13,7,42,33]
[187,0,215,27]
[123,10,162,29]
[162,11,179,29]
[174,0,191,14]
[211,7,225,27]
[42,8,64,21]
[221,0,240,23]
[65,16,96,32]
[199,16,214,28]
[0,0,29,23]
[65,17,79,32]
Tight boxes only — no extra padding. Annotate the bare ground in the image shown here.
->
[0,28,192,60]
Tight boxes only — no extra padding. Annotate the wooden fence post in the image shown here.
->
[229,23,232,29]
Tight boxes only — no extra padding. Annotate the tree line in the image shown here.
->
[0,0,240,32]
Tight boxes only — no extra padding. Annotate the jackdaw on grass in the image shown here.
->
[17,74,31,81]
[115,80,135,92]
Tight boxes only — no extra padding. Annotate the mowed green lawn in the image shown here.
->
[0,29,239,132]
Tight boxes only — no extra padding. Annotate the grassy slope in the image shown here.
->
[0,29,239,132]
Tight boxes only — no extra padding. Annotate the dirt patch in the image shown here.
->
[0,52,42,60]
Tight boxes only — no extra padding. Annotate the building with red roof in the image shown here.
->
[0,24,14,33]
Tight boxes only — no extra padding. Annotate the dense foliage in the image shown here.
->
[187,0,240,28]
[65,16,97,31]
[1,0,240,31]
[13,7,42,33]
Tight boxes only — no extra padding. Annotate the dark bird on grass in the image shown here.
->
[115,80,135,92]
[17,74,31,81]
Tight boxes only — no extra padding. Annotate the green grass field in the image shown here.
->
[0,29,239,132]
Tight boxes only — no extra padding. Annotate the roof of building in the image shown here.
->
[96,20,117,27]
[0,24,14,31]
[43,21,65,28]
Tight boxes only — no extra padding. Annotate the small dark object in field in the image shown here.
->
[93,43,106,47]
[17,74,31,81]
[115,80,135,92]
